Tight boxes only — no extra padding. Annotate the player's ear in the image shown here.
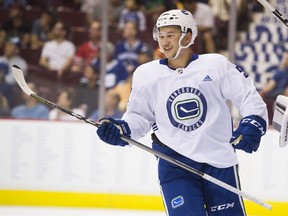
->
[182,32,192,46]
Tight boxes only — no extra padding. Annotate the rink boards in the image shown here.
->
[0,119,287,215]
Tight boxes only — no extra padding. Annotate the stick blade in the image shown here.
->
[273,95,288,147]
[12,65,35,96]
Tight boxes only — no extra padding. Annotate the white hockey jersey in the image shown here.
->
[122,53,268,168]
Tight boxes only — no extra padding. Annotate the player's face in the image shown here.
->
[158,26,181,59]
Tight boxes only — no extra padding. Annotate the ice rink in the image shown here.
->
[0,206,166,216]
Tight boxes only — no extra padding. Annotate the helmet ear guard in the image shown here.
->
[152,25,159,41]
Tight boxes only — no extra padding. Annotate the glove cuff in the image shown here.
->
[116,120,131,137]
[239,115,267,136]
[99,117,131,137]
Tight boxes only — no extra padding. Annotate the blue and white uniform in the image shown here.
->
[122,53,268,215]
[105,59,129,89]
[115,40,149,72]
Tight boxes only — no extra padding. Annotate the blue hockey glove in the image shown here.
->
[230,115,266,153]
[96,117,131,146]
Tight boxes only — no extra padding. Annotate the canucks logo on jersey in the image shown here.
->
[166,87,207,132]
[175,99,200,120]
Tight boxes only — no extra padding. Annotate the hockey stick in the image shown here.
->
[257,0,288,27]
[12,65,272,210]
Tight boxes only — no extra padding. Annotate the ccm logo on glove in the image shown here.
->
[230,115,266,153]
[240,117,266,135]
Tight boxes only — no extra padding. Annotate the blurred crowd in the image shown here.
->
[0,0,274,122]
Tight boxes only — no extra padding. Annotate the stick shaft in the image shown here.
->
[257,0,275,11]
[30,94,100,127]
[257,0,288,27]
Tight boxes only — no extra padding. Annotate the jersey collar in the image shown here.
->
[159,54,199,70]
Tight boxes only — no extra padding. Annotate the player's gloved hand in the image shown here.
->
[230,115,266,153]
[96,117,131,146]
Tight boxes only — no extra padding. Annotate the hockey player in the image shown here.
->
[96,9,268,216]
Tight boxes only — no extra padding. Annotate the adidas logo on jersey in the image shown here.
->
[203,75,212,81]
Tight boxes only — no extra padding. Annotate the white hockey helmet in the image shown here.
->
[153,9,198,59]
[153,9,198,44]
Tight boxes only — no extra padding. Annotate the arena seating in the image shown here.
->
[234,2,288,124]
[1,4,206,107]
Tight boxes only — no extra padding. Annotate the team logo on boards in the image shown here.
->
[166,87,207,132]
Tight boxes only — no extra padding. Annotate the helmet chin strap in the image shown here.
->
[172,34,186,60]
[174,33,195,60]
[159,33,194,60]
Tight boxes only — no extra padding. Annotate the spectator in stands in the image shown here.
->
[259,51,288,124]
[115,20,150,74]
[138,48,153,65]
[11,82,49,119]
[30,9,55,49]
[76,41,128,89]
[249,0,265,12]
[236,1,251,32]
[39,20,75,78]
[74,63,100,117]
[139,0,178,35]
[113,49,152,112]
[3,0,27,9]
[260,52,288,98]
[0,92,10,117]
[49,88,85,121]
[71,21,104,73]
[80,0,102,23]
[118,0,147,32]
[112,73,132,113]
[0,62,13,108]
[139,0,165,15]
[209,0,241,52]
[178,0,216,53]
[139,0,177,18]
[89,89,123,121]
[0,36,28,85]
[103,43,129,89]
[90,0,125,31]
[0,4,32,48]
